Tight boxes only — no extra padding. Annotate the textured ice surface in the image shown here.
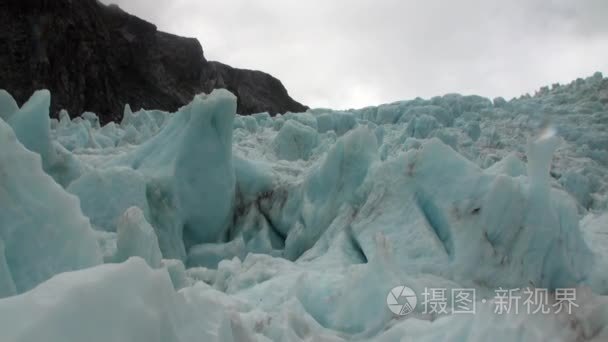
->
[1,73,608,341]
[0,90,18,122]
[0,239,17,298]
[67,167,149,231]
[0,258,186,342]
[0,119,101,294]
[115,207,162,268]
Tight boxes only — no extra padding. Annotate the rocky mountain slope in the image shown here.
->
[0,0,307,124]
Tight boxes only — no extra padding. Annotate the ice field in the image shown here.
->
[1,73,608,341]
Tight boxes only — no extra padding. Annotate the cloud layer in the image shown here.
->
[102,0,608,109]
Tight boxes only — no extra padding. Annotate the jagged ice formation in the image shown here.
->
[1,73,608,341]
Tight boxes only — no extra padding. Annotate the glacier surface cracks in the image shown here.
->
[1,73,608,341]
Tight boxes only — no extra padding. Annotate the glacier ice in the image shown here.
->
[174,91,236,244]
[115,206,163,268]
[0,239,17,298]
[273,119,319,161]
[0,90,18,122]
[0,118,101,294]
[67,167,149,231]
[283,126,378,259]
[162,258,189,290]
[6,90,57,170]
[1,73,608,341]
[0,258,186,342]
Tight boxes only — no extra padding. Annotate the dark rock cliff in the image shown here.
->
[0,0,307,124]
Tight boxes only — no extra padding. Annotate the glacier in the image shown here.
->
[0,73,608,341]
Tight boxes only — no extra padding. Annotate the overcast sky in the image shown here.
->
[103,0,608,109]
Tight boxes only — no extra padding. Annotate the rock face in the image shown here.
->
[0,0,307,124]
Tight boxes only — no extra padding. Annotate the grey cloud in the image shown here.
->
[103,0,608,109]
